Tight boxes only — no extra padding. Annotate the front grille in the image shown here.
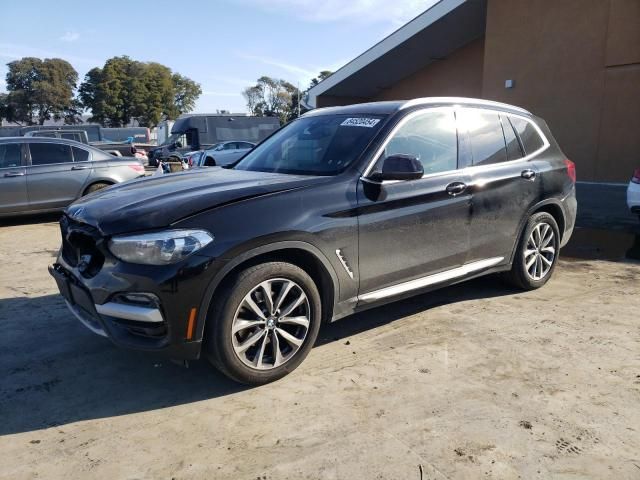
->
[60,216,105,277]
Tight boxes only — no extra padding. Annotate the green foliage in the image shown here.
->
[3,57,79,125]
[309,70,333,89]
[242,71,333,124]
[78,56,201,127]
[242,76,303,124]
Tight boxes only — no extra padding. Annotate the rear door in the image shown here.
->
[460,108,543,263]
[0,142,28,215]
[357,107,472,298]
[26,142,92,210]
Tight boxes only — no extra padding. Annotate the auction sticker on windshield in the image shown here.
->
[340,117,381,128]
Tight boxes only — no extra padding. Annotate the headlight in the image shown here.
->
[108,229,213,265]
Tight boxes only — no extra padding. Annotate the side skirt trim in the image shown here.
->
[359,256,504,302]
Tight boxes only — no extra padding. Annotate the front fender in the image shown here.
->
[193,239,341,343]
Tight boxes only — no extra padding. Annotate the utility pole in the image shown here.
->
[297,82,301,118]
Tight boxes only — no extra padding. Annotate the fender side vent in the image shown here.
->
[335,249,354,280]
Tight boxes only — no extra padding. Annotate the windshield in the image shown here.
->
[234,114,386,176]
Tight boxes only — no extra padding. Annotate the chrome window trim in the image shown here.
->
[359,256,505,302]
[360,106,550,184]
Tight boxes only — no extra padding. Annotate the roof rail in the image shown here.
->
[400,97,531,115]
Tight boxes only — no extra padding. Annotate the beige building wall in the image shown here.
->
[316,0,639,182]
[373,38,485,101]
[482,0,640,182]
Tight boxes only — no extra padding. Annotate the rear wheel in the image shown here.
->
[503,212,560,290]
[84,182,111,195]
[205,262,321,385]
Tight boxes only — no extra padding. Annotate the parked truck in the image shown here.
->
[147,115,281,166]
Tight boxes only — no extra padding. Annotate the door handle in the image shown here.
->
[521,169,536,181]
[71,165,89,170]
[4,172,25,177]
[446,182,467,196]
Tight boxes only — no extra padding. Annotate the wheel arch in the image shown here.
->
[195,241,339,343]
[82,179,114,196]
[509,199,566,264]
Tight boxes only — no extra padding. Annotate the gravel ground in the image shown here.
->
[1,215,639,479]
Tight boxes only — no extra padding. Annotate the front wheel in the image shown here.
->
[205,262,321,385]
[503,212,560,290]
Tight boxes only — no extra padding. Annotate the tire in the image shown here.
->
[204,156,216,167]
[84,182,111,195]
[503,212,560,290]
[205,262,322,385]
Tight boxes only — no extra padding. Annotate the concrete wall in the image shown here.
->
[482,0,640,182]
[373,38,485,101]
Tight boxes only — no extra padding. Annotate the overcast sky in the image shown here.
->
[0,0,434,114]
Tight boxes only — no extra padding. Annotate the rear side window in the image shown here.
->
[72,147,90,162]
[0,143,22,168]
[29,143,73,165]
[501,115,524,161]
[510,117,544,155]
[384,109,458,175]
[458,109,507,166]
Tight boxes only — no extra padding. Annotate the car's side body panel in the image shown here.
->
[48,98,578,365]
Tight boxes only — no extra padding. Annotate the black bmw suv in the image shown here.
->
[50,97,577,384]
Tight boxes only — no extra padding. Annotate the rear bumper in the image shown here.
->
[560,186,577,247]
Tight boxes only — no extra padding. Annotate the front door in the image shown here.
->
[26,142,92,210]
[0,142,28,215]
[356,108,471,299]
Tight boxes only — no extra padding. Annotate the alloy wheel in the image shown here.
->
[231,278,311,370]
[524,222,556,281]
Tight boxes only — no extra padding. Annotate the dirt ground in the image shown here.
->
[1,215,639,480]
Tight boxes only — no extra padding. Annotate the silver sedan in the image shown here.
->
[0,137,145,217]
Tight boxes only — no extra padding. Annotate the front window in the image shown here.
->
[165,130,196,149]
[234,114,386,176]
[383,109,457,175]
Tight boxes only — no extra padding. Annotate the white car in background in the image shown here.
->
[200,141,255,167]
[628,167,640,217]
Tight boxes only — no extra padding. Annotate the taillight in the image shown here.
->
[564,159,576,183]
[632,168,640,184]
[128,164,145,174]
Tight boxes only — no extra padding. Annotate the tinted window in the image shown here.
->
[223,143,236,150]
[29,143,73,165]
[72,147,90,162]
[501,115,524,161]
[235,114,385,176]
[239,142,254,149]
[510,117,544,155]
[384,110,457,175]
[458,109,507,166]
[0,143,21,168]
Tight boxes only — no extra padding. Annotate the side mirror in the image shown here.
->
[174,141,183,149]
[370,154,423,182]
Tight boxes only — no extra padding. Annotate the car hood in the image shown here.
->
[66,168,327,236]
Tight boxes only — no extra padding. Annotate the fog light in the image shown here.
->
[114,293,160,308]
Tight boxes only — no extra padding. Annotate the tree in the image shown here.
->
[242,85,265,116]
[171,73,202,118]
[4,57,79,125]
[242,71,333,122]
[309,70,333,89]
[79,56,201,127]
[242,76,304,124]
